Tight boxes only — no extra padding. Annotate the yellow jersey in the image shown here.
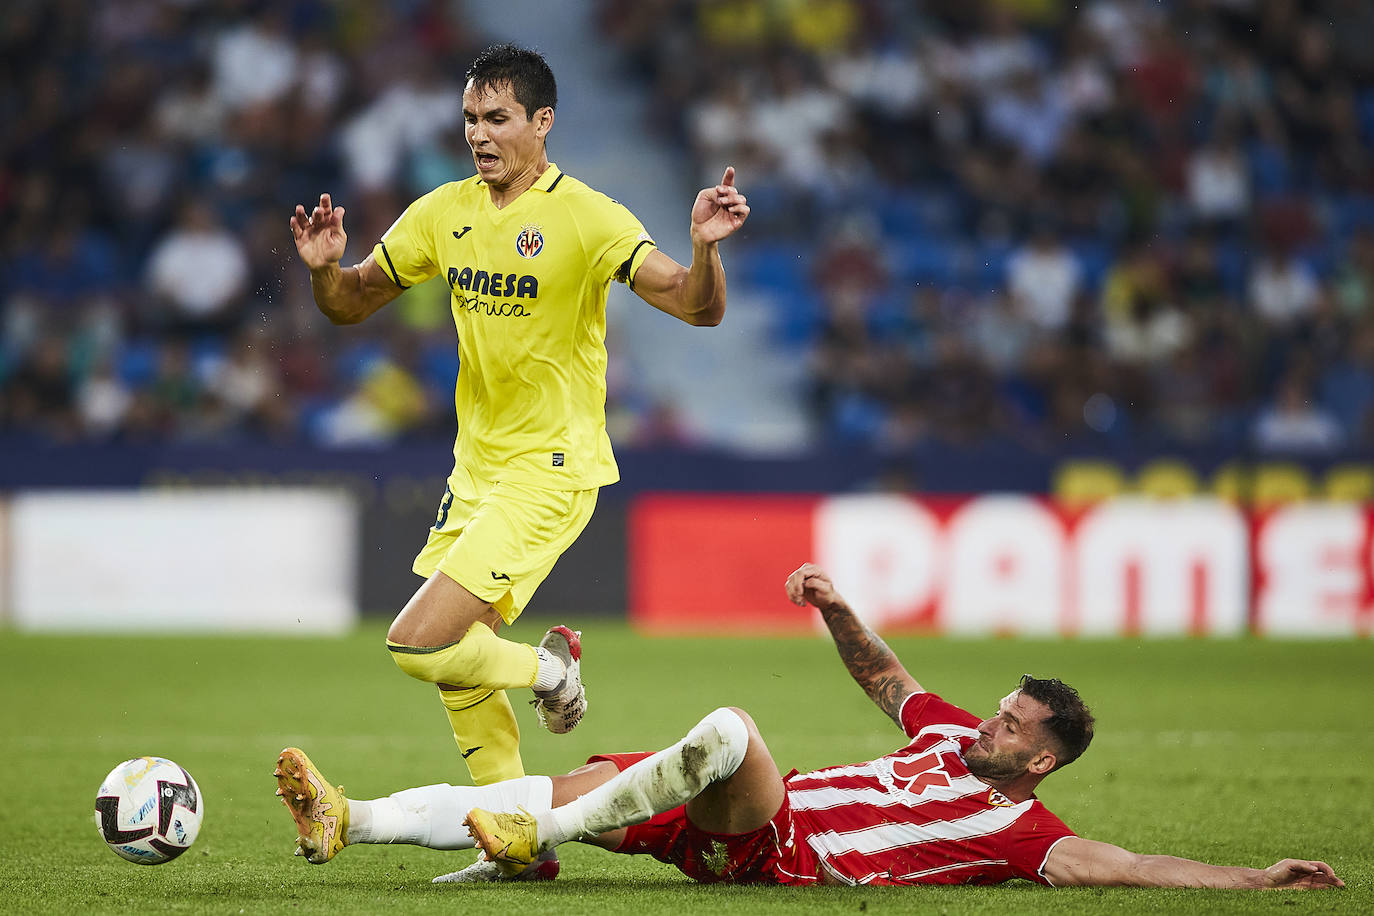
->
[373,163,656,490]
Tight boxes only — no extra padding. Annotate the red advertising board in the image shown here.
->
[628,494,817,633]
[628,494,1374,637]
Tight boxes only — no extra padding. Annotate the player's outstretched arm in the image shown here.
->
[785,562,922,727]
[630,167,748,327]
[1043,837,1344,889]
[290,193,402,325]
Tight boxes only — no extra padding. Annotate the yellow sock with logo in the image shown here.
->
[439,686,525,784]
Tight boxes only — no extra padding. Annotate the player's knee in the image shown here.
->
[387,640,437,682]
[722,706,758,737]
[387,632,478,684]
[692,707,751,782]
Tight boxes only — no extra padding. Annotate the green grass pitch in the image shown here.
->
[0,621,1370,914]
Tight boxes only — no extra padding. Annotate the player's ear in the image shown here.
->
[1028,748,1057,776]
[534,106,554,139]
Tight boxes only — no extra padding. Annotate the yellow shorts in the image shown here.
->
[412,465,599,624]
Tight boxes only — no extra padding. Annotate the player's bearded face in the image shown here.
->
[965,691,1050,780]
[964,741,1039,781]
[463,80,550,190]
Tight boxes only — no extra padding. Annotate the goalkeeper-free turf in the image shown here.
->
[0,622,1369,914]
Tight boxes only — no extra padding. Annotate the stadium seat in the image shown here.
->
[1333,195,1374,239]
[888,237,963,287]
[972,239,1015,291]
[1068,238,1112,294]
[733,242,811,294]
[117,340,160,386]
[335,340,387,383]
[420,341,460,393]
[1247,140,1292,198]
[1213,238,1251,299]
[1359,87,1374,145]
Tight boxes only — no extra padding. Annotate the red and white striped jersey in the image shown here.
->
[783,692,1075,886]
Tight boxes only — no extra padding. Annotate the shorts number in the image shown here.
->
[435,487,454,529]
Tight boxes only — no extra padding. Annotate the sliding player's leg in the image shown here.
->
[273,746,616,865]
[465,707,785,872]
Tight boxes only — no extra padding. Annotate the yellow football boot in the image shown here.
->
[463,807,541,876]
[274,747,348,864]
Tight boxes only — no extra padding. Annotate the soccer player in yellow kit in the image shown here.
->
[282,44,749,881]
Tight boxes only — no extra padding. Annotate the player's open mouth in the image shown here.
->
[476,153,498,169]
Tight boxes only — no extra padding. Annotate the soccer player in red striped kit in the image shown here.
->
[278,562,1343,890]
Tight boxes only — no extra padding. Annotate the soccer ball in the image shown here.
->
[94,756,203,864]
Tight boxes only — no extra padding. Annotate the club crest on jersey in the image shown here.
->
[988,789,1015,807]
[516,224,544,259]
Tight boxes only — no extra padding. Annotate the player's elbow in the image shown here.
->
[318,298,378,326]
[682,295,725,327]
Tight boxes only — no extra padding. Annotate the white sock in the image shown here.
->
[348,776,553,849]
[534,707,749,850]
[531,647,565,693]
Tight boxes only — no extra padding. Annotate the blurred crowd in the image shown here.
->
[600,0,1374,454]
[0,0,499,448]
[7,0,1374,457]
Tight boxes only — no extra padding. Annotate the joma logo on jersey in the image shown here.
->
[447,267,539,298]
[516,224,544,259]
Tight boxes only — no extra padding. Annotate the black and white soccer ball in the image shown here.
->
[94,756,203,864]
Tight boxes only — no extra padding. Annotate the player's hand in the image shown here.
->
[689,166,749,245]
[1258,859,1343,889]
[785,562,842,610]
[291,193,348,270]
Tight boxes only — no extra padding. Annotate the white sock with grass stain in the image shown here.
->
[534,707,749,850]
[349,775,553,849]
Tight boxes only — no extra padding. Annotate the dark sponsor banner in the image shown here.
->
[3,439,1373,498]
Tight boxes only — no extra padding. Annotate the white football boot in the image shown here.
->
[531,626,585,734]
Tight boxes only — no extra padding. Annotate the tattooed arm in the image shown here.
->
[784,563,923,727]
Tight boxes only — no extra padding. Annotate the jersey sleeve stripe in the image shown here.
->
[378,242,409,289]
[1037,835,1074,886]
[894,858,1010,882]
[898,691,925,735]
[620,239,655,289]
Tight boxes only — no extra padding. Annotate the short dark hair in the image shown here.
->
[1018,674,1094,771]
[466,43,557,119]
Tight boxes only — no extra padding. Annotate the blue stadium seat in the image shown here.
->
[1247,140,1291,197]
[872,190,930,239]
[1296,243,1336,280]
[972,239,1014,291]
[1068,238,1112,293]
[420,341,460,392]
[117,340,160,386]
[889,237,963,287]
[830,391,890,443]
[1213,238,1251,298]
[733,242,810,294]
[1333,195,1374,239]
[1359,87,1374,145]
[189,336,226,382]
[335,340,386,383]
[765,287,824,345]
[869,187,966,242]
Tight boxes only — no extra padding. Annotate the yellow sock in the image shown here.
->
[440,687,524,784]
[387,620,539,689]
